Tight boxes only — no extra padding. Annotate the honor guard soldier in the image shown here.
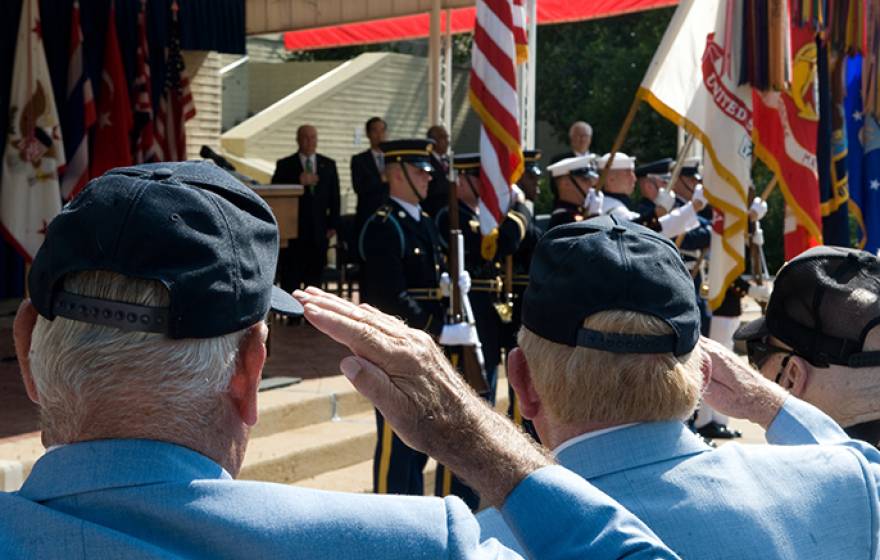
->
[504,150,544,438]
[546,155,600,228]
[637,157,712,331]
[433,153,531,509]
[358,138,445,498]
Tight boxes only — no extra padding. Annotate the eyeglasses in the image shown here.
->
[745,338,792,370]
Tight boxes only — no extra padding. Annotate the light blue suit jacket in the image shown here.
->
[479,398,880,559]
[0,438,681,559]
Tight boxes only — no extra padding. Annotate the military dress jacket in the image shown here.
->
[548,200,588,230]
[434,201,529,369]
[359,199,445,336]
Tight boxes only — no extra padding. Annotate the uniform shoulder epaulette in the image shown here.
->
[360,205,405,260]
[374,204,393,221]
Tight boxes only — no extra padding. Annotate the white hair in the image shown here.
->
[29,271,249,443]
[570,121,593,137]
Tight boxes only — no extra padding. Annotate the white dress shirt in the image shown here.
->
[390,196,421,222]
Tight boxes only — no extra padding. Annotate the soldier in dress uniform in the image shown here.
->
[433,152,531,509]
[358,138,445,497]
[546,155,599,228]
[636,157,712,333]
[504,150,544,439]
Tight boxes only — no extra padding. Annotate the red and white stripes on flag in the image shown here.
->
[155,0,195,161]
[469,0,524,235]
[60,0,96,200]
[133,0,159,163]
[512,0,528,64]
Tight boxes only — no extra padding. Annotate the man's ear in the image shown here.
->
[228,323,268,427]
[13,300,40,404]
[780,355,809,397]
[507,348,541,420]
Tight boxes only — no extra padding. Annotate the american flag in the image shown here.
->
[132,0,159,163]
[60,0,95,200]
[155,0,196,162]
[468,0,524,235]
[512,0,528,64]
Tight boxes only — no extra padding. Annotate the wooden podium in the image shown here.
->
[252,184,304,247]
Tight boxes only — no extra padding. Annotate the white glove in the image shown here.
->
[655,187,676,213]
[585,188,604,216]
[511,184,526,205]
[439,322,480,346]
[458,270,471,294]
[749,197,768,221]
[752,223,765,247]
[748,282,772,303]
[440,272,451,297]
[691,184,708,211]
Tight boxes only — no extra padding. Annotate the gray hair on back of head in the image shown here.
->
[29,271,249,443]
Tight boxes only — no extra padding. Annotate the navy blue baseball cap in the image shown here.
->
[521,215,700,356]
[29,161,303,339]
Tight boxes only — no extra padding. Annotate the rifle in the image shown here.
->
[444,154,490,394]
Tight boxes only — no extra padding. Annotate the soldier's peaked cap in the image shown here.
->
[547,155,597,178]
[381,139,435,172]
[453,153,481,175]
[524,150,542,175]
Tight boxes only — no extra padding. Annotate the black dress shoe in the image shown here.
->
[697,421,742,439]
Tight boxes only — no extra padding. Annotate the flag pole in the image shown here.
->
[596,95,642,191]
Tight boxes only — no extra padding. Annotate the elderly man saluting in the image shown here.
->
[2,161,680,559]
[479,216,880,559]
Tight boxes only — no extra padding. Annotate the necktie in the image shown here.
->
[305,157,314,193]
[376,153,385,172]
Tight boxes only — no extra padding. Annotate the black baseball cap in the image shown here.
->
[735,246,880,368]
[29,161,303,339]
[522,215,700,356]
[381,139,435,172]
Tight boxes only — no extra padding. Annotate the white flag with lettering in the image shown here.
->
[638,0,750,310]
[1,0,65,261]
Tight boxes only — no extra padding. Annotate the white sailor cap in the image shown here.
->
[547,155,597,178]
[596,152,636,171]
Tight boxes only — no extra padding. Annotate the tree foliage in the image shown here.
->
[536,8,677,160]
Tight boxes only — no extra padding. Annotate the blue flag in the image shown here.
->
[845,55,880,254]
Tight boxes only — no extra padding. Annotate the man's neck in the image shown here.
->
[390,196,421,221]
[538,419,625,451]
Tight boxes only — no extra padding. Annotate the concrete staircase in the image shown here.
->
[0,373,510,495]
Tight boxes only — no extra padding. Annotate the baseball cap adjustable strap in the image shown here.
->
[577,328,677,354]
[52,291,170,335]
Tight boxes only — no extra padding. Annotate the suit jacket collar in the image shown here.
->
[18,439,231,502]
[555,421,712,480]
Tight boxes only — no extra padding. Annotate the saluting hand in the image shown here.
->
[699,336,788,430]
[293,286,552,506]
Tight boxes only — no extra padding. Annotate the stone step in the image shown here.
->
[240,410,377,484]
[285,377,512,494]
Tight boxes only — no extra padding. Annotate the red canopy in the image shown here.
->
[284,0,678,52]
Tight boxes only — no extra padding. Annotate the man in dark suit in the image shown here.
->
[350,117,388,232]
[271,124,340,292]
[422,125,451,217]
